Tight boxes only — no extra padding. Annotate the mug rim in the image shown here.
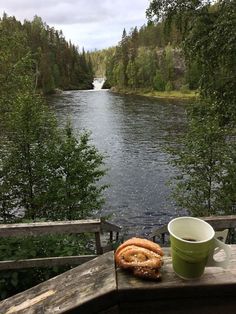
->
[167,216,215,243]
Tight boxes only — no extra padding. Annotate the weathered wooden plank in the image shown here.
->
[2,246,236,314]
[0,255,97,270]
[117,246,236,313]
[0,219,122,238]
[151,215,236,240]
[151,224,168,237]
[117,246,236,293]
[0,251,117,314]
[0,219,102,237]
[101,220,121,233]
[95,232,103,254]
[150,224,168,243]
[0,219,122,272]
[203,215,236,229]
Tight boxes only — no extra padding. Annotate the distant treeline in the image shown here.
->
[0,13,94,94]
[103,21,201,91]
[104,1,230,93]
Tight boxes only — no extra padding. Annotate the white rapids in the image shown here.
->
[93,77,106,90]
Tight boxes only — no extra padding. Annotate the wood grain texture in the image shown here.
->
[0,252,117,314]
[117,247,236,292]
[0,255,97,270]
[101,220,121,233]
[117,246,236,313]
[0,219,102,237]
[1,247,236,314]
[0,219,121,271]
[151,215,236,242]
[203,215,236,228]
[0,219,121,237]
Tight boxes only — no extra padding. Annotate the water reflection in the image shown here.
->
[49,90,187,236]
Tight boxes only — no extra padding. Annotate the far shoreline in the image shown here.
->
[110,87,198,101]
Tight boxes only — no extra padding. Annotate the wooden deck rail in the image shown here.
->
[150,215,236,244]
[0,219,121,271]
[1,246,236,313]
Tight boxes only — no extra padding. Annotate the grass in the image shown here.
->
[143,90,198,100]
[111,87,198,100]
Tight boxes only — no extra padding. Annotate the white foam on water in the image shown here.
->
[93,77,105,90]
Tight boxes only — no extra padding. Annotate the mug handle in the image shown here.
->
[206,238,231,269]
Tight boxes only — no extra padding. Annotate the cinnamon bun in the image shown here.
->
[115,237,163,280]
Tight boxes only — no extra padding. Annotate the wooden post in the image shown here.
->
[161,233,165,244]
[95,232,103,255]
[109,231,113,243]
[229,228,235,243]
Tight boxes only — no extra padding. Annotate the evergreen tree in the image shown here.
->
[153,70,166,91]
[0,13,94,94]
[119,28,129,86]
[164,44,174,83]
[129,27,139,61]
[135,48,157,88]
[126,60,137,88]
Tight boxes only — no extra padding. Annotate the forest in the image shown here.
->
[90,15,200,92]
[0,13,94,94]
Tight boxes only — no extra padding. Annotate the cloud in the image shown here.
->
[0,0,150,50]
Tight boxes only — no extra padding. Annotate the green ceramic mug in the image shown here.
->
[167,217,231,280]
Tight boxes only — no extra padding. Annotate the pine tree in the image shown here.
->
[119,28,129,86]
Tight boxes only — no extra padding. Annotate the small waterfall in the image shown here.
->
[93,77,106,90]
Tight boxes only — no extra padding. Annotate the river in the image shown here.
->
[49,89,187,236]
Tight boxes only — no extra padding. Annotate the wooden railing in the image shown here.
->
[0,219,121,271]
[150,215,236,244]
[1,247,236,313]
[1,216,236,313]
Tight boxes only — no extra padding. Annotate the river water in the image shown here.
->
[49,89,187,236]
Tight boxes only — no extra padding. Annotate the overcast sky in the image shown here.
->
[0,0,150,51]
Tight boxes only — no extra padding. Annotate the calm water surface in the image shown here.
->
[49,89,187,236]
